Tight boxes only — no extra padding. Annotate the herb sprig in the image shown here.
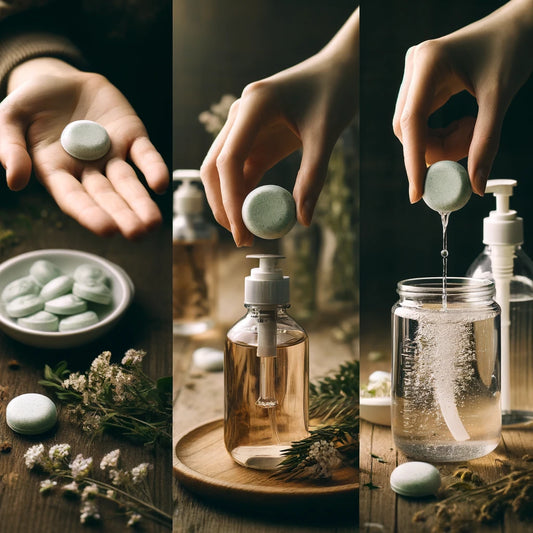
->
[276,360,359,480]
[40,349,172,448]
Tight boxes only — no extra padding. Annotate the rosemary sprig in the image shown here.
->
[276,360,359,480]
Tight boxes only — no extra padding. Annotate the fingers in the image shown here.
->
[37,169,119,237]
[293,131,333,226]
[467,91,507,196]
[0,106,32,191]
[425,116,476,164]
[129,136,169,194]
[200,103,238,233]
[105,157,163,232]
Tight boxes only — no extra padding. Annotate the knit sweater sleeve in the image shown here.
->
[0,21,87,99]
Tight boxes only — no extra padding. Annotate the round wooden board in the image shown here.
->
[174,419,358,513]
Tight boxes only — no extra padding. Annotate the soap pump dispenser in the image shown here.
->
[224,254,309,470]
[172,169,218,336]
[467,179,533,425]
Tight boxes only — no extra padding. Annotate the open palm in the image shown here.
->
[0,70,168,238]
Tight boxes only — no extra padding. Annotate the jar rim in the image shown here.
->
[397,277,495,297]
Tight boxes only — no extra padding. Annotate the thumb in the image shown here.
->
[293,134,333,226]
[468,91,508,196]
[0,107,32,191]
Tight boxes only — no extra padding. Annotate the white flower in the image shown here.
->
[127,512,142,527]
[305,440,342,479]
[39,479,57,493]
[24,444,45,469]
[90,351,112,374]
[69,454,93,480]
[100,449,120,470]
[131,463,152,484]
[81,483,99,501]
[80,500,101,524]
[121,349,146,366]
[49,443,71,462]
[106,489,116,499]
[108,468,122,486]
[62,373,87,392]
[62,481,79,494]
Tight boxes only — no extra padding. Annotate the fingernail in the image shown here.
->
[473,170,487,196]
[300,199,315,226]
[408,184,418,204]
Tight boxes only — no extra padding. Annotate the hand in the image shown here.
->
[201,9,358,246]
[393,0,533,202]
[0,58,169,239]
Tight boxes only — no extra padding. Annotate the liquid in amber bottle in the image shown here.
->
[225,255,309,470]
[172,170,217,336]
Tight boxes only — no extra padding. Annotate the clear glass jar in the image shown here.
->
[392,277,501,462]
[225,305,309,470]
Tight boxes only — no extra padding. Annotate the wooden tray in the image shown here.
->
[174,419,358,513]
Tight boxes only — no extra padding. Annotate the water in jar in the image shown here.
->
[392,305,501,462]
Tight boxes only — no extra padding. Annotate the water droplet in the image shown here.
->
[441,249,449,258]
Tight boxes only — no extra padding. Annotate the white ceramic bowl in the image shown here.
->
[360,396,392,426]
[0,249,134,348]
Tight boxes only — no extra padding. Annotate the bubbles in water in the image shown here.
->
[441,249,449,258]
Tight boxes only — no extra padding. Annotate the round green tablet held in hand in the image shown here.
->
[423,161,471,213]
[45,294,87,315]
[6,294,45,318]
[18,310,59,332]
[59,311,99,331]
[61,120,111,161]
[1,276,40,303]
[242,185,296,240]
[390,461,441,497]
[6,393,57,435]
[30,260,62,286]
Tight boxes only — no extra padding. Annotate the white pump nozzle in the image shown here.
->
[483,179,523,246]
[173,169,205,215]
[244,254,289,305]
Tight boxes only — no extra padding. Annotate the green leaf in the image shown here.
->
[156,376,172,394]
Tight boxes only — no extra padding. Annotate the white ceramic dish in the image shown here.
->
[360,396,392,426]
[0,249,134,348]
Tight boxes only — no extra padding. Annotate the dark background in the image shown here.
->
[173,0,355,170]
[360,0,533,353]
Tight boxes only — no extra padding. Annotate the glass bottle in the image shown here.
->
[392,277,501,462]
[467,179,533,426]
[172,169,217,336]
[225,255,309,470]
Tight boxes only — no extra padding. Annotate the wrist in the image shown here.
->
[7,57,80,93]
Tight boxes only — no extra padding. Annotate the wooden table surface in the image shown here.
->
[0,182,172,532]
[173,243,358,533]
[360,318,533,533]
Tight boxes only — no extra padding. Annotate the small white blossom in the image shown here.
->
[131,463,152,484]
[106,489,116,499]
[39,479,57,493]
[305,440,342,479]
[49,443,71,462]
[90,351,112,374]
[69,454,93,480]
[62,481,79,494]
[25,444,45,469]
[108,468,123,486]
[81,483,99,501]
[100,449,120,470]
[62,373,87,392]
[80,500,101,524]
[127,512,142,527]
[121,349,146,366]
